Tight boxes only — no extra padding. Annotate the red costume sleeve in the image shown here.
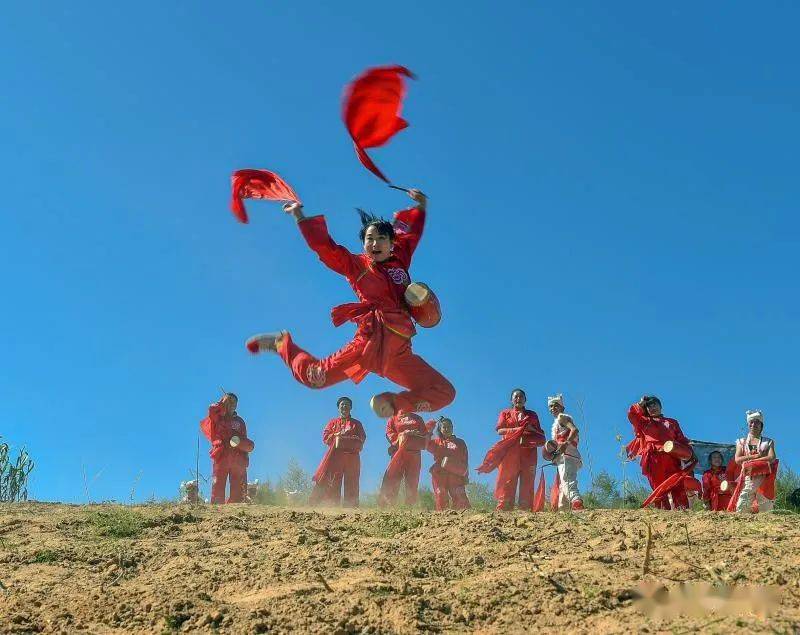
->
[354,419,367,444]
[496,410,511,433]
[322,419,338,446]
[391,206,426,269]
[385,417,399,446]
[297,216,359,277]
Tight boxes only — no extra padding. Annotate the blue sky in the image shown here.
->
[2,2,797,502]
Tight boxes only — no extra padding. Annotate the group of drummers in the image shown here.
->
[199,389,779,514]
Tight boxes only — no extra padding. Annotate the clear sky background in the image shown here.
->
[2,2,797,502]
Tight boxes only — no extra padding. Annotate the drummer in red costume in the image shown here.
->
[378,412,430,506]
[731,410,777,513]
[424,417,470,510]
[701,450,733,512]
[482,389,546,511]
[627,395,693,510]
[245,189,455,419]
[309,397,366,507]
[200,393,254,504]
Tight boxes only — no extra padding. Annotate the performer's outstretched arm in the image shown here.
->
[283,202,358,277]
[392,189,427,268]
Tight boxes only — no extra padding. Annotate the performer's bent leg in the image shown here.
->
[227,466,247,503]
[383,345,456,414]
[278,333,361,389]
[211,461,229,504]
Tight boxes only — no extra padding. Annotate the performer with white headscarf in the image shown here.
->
[545,394,584,511]
[730,410,778,513]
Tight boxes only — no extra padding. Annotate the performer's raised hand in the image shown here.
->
[408,188,427,209]
[283,201,305,220]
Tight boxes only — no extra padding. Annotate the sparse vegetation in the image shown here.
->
[0,438,34,502]
[86,508,146,538]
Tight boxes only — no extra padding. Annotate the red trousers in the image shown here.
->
[495,446,537,511]
[310,452,361,507]
[279,332,455,414]
[646,453,689,509]
[212,459,247,504]
[431,471,470,510]
[379,451,422,506]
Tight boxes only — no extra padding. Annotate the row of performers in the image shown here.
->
[200,391,779,513]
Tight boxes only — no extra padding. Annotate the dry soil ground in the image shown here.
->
[0,503,798,634]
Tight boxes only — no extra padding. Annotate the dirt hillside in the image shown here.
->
[1,503,798,633]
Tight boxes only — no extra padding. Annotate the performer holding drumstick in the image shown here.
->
[246,188,455,419]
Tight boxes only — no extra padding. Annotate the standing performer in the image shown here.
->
[200,393,254,504]
[309,397,366,507]
[547,394,584,511]
[424,417,470,510]
[477,389,546,511]
[730,410,778,514]
[379,412,430,506]
[626,395,693,510]
[701,451,733,512]
[246,189,455,419]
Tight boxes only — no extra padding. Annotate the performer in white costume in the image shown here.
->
[547,394,584,511]
[732,410,777,514]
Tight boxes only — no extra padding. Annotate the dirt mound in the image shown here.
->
[1,503,798,633]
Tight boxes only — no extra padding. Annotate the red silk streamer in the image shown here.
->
[531,468,546,512]
[726,459,779,512]
[475,427,526,474]
[342,65,415,183]
[312,445,335,484]
[641,468,701,508]
[230,168,301,224]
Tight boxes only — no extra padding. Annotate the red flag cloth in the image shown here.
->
[641,467,701,508]
[550,471,561,509]
[531,468,546,512]
[312,445,335,484]
[475,427,526,474]
[342,65,415,183]
[230,169,301,224]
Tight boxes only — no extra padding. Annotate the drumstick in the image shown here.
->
[389,184,429,199]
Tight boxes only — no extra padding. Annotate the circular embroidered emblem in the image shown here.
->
[306,364,327,388]
[415,401,432,412]
[386,267,410,285]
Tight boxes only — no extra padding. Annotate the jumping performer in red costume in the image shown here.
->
[246,189,454,418]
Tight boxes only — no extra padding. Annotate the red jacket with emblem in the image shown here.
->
[626,403,689,475]
[496,408,545,448]
[200,402,250,467]
[386,412,428,449]
[426,435,469,484]
[297,207,424,382]
[322,417,367,450]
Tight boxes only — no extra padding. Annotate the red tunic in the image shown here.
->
[702,467,733,512]
[626,403,689,477]
[200,402,249,468]
[297,207,424,382]
[426,435,469,483]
